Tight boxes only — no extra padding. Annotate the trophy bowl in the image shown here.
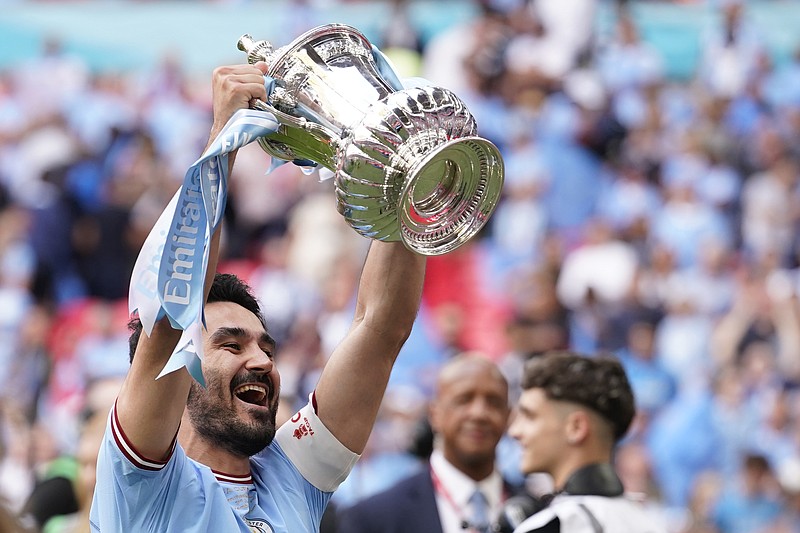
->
[238,24,504,255]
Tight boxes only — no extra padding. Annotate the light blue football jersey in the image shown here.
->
[89,400,359,532]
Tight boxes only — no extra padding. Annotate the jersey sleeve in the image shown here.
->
[90,402,184,528]
[107,400,178,471]
[274,393,360,492]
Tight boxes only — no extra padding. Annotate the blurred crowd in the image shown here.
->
[1,0,800,532]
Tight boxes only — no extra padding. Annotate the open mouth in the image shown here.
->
[233,383,269,407]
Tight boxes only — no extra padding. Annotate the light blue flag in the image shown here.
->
[129,108,280,384]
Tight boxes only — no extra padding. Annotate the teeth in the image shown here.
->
[234,384,268,406]
[234,384,267,395]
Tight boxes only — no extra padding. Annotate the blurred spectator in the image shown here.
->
[596,12,664,94]
[504,2,567,88]
[616,319,676,422]
[21,376,121,533]
[710,266,800,383]
[65,72,136,155]
[0,402,34,513]
[615,442,672,525]
[749,387,799,474]
[528,0,597,78]
[740,153,800,267]
[72,302,130,388]
[652,282,716,390]
[12,36,89,123]
[488,132,550,269]
[650,161,732,270]
[3,303,52,423]
[0,204,36,387]
[711,453,782,533]
[670,239,735,318]
[137,51,209,178]
[646,365,758,509]
[498,314,567,406]
[556,218,639,352]
[766,456,800,533]
[333,383,428,509]
[423,1,504,98]
[679,470,723,533]
[765,44,800,104]
[249,230,319,347]
[697,0,766,99]
[595,160,661,246]
[378,0,424,78]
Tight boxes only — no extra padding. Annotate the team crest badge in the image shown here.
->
[247,519,274,533]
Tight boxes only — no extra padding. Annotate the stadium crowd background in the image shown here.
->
[1,0,800,531]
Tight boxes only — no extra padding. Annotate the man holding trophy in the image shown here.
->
[89,24,503,533]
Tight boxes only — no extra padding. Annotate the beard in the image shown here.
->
[186,370,279,458]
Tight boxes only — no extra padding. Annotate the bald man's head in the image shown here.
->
[429,352,510,481]
[435,352,508,395]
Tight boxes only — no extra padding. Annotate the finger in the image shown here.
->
[226,62,269,74]
[236,78,269,101]
[235,72,270,86]
[216,72,268,98]
[211,64,266,83]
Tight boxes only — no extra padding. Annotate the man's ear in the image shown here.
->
[564,409,591,445]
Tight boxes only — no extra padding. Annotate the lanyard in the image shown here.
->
[430,464,501,533]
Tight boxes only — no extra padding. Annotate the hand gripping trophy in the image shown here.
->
[237,24,504,256]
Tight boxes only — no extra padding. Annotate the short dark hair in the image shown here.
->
[127,273,268,363]
[521,351,635,441]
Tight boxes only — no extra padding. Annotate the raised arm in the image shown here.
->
[115,63,269,462]
[316,241,425,453]
[314,240,426,454]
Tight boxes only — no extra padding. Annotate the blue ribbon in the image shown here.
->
[129,108,280,384]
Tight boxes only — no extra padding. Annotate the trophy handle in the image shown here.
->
[250,98,336,145]
[248,97,340,166]
[238,33,341,167]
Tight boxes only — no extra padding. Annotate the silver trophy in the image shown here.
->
[238,24,503,256]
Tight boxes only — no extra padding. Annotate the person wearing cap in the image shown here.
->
[508,350,666,533]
